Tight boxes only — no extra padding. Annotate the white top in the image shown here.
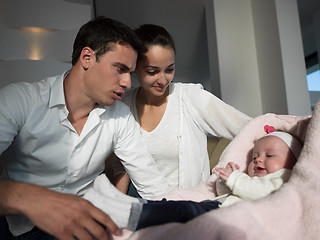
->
[215,169,292,207]
[0,71,170,236]
[133,86,180,188]
[115,83,251,190]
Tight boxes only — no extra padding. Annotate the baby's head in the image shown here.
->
[248,129,303,178]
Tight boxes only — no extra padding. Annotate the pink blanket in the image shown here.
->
[116,105,315,240]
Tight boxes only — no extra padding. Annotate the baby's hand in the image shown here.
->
[215,162,240,181]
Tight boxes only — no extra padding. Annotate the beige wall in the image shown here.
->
[0,0,91,88]
[206,0,311,116]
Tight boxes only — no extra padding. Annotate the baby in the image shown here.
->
[213,130,302,207]
[84,128,303,231]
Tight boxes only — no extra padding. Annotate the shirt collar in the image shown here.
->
[49,70,70,109]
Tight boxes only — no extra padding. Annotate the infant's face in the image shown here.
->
[248,136,296,178]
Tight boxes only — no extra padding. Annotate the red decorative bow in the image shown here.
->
[264,125,275,134]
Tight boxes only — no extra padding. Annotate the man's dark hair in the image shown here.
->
[71,16,146,65]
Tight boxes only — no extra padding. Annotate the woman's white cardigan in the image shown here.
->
[116,83,251,190]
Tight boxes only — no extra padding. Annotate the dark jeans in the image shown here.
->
[0,216,57,240]
[127,180,142,198]
[0,216,14,240]
[136,198,220,230]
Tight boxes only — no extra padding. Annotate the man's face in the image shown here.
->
[84,43,138,106]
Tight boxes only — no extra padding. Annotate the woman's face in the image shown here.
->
[135,45,175,97]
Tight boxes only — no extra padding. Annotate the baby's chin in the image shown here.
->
[252,172,268,178]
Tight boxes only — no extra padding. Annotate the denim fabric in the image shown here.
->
[0,217,57,240]
[127,198,147,231]
[127,181,142,198]
[15,228,58,240]
[0,216,14,240]
[136,199,220,230]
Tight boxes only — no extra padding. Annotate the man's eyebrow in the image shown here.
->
[114,62,131,72]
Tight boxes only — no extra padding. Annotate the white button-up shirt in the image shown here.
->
[0,71,170,235]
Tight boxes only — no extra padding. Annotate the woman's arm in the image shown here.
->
[112,154,130,194]
[114,173,130,194]
[182,83,252,138]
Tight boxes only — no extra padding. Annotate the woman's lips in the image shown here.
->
[154,85,166,92]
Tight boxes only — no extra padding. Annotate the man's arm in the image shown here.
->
[0,86,120,239]
[0,180,120,240]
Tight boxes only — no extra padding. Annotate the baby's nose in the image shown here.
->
[254,157,263,163]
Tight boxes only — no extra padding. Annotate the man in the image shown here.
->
[0,17,170,240]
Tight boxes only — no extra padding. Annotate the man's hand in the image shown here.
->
[215,162,240,181]
[1,181,121,240]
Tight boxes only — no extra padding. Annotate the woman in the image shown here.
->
[113,24,251,197]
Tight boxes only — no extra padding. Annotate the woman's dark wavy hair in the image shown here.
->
[71,16,146,65]
[134,24,176,54]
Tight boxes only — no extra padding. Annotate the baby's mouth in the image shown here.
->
[255,166,265,171]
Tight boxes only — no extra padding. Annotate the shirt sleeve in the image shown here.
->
[0,84,31,154]
[112,109,171,199]
[225,169,292,200]
[111,88,137,177]
[181,83,252,139]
